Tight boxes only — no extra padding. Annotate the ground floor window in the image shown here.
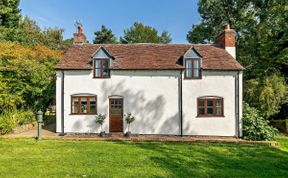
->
[197,97,223,117]
[71,96,97,114]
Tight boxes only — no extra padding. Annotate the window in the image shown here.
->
[197,97,223,117]
[71,96,97,114]
[94,59,110,78]
[110,99,123,116]
[185,59,201,79]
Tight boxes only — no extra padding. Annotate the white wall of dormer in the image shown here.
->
[92,47,111,59]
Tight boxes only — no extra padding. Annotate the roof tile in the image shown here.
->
[56,44,244,70]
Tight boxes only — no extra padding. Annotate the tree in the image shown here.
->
[187,0,287,77]
[93,25,117,44]
[0,41,63,112]
[244,74,287,118]
[0,15,72,50]
[187,0,288,119]
[15,16,44,47]
[0,0,21,28]
[15,17,72,50]
[0,74,22,112]
[160,31,172,44]
[0,0,21,41]
[0,1,69,134]
[187,23,214,44]
[120,22,172,44]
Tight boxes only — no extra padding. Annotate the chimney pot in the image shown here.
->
[215,24,236,48]
[78,25,83,34]
[73,23,86,44]
[215,24,236,58]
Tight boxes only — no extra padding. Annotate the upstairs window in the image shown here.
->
[197,97,223,117]
[92,47,112,78]
[71,96,97,114]
[94,59,110,78]
[183,47,202,79]
[185,59,201,79]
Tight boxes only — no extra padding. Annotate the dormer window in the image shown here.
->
[183,47,202,79]
[94,59,110,78]
[92,47,112,79]
[185,59,200,79]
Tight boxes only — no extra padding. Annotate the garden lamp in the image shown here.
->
[36,110,44,140]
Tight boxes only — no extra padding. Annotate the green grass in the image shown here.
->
[0,137,288,178]
[275,135,288,151]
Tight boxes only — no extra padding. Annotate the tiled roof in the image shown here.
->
[55,43,244,70]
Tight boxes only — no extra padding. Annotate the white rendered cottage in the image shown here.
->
[55,24,244,137]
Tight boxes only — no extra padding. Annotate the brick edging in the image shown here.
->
[42,136,280,147]
[1,135,280,148]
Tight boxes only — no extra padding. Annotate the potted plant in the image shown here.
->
[124,113,135,137]
[81,105,87,113]
[95,114,106,137]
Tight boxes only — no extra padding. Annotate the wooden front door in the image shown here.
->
[109,98,123,132]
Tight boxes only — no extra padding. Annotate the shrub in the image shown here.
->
[243,102,278,141]
[0,110,35,135]
[95,114,106,132]
[125,113,135,132]
[0,113,14,134]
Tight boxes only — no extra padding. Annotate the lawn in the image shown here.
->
[0,137,288,178]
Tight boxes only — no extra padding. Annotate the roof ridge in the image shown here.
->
[77,43,213,46]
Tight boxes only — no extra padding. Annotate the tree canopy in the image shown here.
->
[0,0,21,28]
[93,25,118,44]
[120,22,172,44]
[0,41,63,113]
[187,0,288,119]
[0,0,66,133]
[0,15,73,50]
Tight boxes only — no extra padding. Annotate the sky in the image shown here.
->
[19,0,201,44]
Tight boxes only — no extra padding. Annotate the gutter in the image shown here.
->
[179,70,183,137]
[55,68,244,71]
[235,71,240,138]
[59,70,65,136]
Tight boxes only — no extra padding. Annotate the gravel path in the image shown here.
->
[4,123,57,138]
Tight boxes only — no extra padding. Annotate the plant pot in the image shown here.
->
[125,131,132,138]
[99,131,106,137]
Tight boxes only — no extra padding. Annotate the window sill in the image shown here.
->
[183,77,202,80]
[196,115,225,118]
[93,77,110,79]
[70,113,97,115]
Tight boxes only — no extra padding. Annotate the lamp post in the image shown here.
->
[36,110,43,140]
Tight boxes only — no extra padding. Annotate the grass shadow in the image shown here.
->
[112,140,288,177]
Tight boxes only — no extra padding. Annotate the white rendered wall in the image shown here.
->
[56,71,62,133]
[225,47,236,59]
[239,71,243,137]
[56,70,181,135]
[56,70,241,136]
[182,70,239,136]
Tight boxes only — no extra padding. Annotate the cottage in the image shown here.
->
[55,24,243,137]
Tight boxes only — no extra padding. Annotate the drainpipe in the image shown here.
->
[59,70,65,136]
[235,71,240,138]
[179,70,183,137]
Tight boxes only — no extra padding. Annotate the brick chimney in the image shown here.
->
[73,23,87,44]
[215,24,236,58]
